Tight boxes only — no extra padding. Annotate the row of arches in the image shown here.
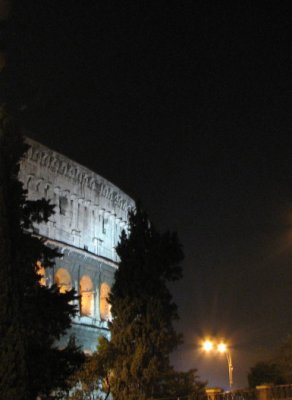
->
[38,263,111,320]
[55,268,111,320]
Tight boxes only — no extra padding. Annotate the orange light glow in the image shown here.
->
[100,282,111,321]
[80,275,94,317]
[36,261,46,286]
[55,268,72,293]
[218,342,227,353]
[202,340,214,352]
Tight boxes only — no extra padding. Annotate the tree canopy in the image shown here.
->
[0,107,84,399]
[248,334,292,388]
[67,205,205,400]
[248,362,285,388]
[0,105,29,400]
[97,205,203,399]
[68,336,113,400]
[274,335,292,384]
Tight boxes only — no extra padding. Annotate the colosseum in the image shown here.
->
[19,138,135,352]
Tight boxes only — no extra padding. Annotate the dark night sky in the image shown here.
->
[4,1,292,388]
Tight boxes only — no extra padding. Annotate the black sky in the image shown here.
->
[3,1,292,388]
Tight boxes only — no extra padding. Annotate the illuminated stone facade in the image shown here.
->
[19,138,134,352]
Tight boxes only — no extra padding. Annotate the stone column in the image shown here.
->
[92,204,99,235]
[109,212,116,259]
[70,194,77,231]
[115,217,122,261]
[206,388,223,400]
[53,186,60,236]
[256,385,273,400]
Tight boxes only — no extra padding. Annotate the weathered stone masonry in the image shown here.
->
[19,138,135,352]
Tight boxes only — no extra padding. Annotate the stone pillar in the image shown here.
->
[256,385,273,400]
[206,388,223,400]
[53,186,60,235]
[115,217,122,261]
[109,212,116,259]
[77,197,84,234]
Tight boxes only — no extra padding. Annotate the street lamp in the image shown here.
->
[202,339,234,390]
[217,342,233,390]
[202,340,214,352]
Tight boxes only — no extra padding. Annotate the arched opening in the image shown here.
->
[80,275,94,317]
[55,268,72,293]
[36,261,46,286]
[100,282,111,321]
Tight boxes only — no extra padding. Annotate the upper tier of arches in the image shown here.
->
[19,138,135,263]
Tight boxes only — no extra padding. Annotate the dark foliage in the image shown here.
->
[0,105,30,399]
[274,335,292,384]
[248,362,285,388]
[68,336,113,400]
[159,369,206,399]
[105,204,204,399]
[0,106,84,399]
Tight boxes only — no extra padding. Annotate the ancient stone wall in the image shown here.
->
[18,138,135,351]
[19,138,134,261]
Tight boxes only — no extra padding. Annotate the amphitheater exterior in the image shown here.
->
[19,138,134,352]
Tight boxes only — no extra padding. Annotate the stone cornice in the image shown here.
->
[44,238,119,269]
[23,138,135,212]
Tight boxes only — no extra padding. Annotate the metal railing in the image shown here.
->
[204,384,292,400]
[57,383,292,400]
[206,389,257,400]
[270,385,292,400]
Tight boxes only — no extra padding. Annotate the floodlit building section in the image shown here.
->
[19,138,133,262]
[80,275,94,317]
[36,261,46,286]
[55,268,72,294]
[19,138,134,352]
[100,282,111,321]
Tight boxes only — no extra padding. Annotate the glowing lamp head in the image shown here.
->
[203,340,214,352]
[217,342,227,353]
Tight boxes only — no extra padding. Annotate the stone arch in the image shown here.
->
[100,282,111,321]
[80,275,94,317]
[55,268,72,293]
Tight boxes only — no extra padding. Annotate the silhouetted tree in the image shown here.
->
[248,334,292,388]
[68,336,113,400]
[0,106,84,399]
[274,335,292,383]
[160,369,206,399]
[0,105,29,399]
[107,205,186,399]
[1,1,85,394]
[248,362,285,388]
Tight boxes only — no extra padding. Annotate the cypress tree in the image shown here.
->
[0,106,84,399]
[108,205,184,400]
[0,105,29,399]
[0,3,83,395]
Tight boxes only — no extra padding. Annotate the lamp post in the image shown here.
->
[202,339,234,390]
